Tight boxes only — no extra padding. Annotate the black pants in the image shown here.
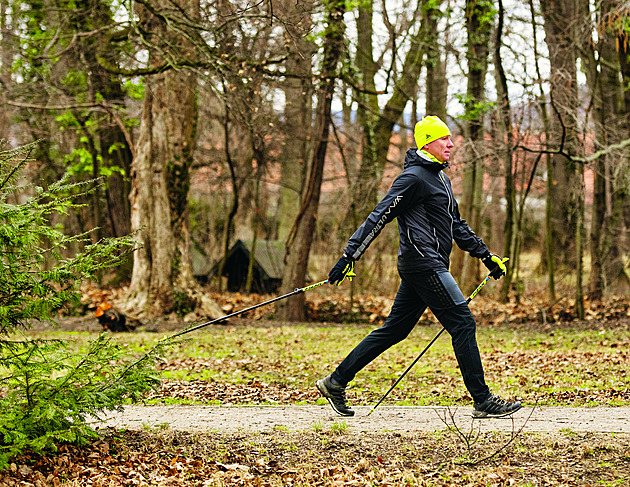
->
[331,269,491,404]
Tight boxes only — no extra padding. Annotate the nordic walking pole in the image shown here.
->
[162,280,329,341]
[366,271,495,416]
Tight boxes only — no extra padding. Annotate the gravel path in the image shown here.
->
[94,405,630,434]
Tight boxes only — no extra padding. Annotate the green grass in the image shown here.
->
[25,321,630,407]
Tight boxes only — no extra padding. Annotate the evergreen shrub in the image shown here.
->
[0,143,164,469]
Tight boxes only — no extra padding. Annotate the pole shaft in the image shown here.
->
[166,280,328,340]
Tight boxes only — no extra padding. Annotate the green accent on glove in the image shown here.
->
[490,255,508,274]
[482,254,509,279]
[337,260,356,286]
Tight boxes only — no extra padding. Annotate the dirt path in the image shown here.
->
[94,405,630,434]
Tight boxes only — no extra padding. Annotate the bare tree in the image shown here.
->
[423,0,448,121]
[122,0,221,318]
[278,0,347,321]
[277,0,315,241]
[493,0,516,302]
[539,0,585,317]
[451,0,494,291]
[581,0,630,297]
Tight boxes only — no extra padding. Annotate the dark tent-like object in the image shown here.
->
[210,240,288,293]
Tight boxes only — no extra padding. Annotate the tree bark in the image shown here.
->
[540,0,580,269]
[526,0,556,301]
[452,0,494,290]
[494,0,516,302]
[0,0,13,142]
[122,0,221,318]
[278,0,346,321]
[423,0,448,121]
[352,0,381,224]
[579,0,626,298]
[278,0,314,241]
[217,95,238,292]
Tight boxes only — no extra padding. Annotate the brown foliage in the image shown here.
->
[1,429,629,486]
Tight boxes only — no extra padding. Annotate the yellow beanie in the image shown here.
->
[414,116,451,148]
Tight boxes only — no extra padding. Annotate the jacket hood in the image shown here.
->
[404,148,450,171]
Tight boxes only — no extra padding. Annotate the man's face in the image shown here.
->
[424,135,454,163]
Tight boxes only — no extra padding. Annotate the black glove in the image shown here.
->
[328,254,356,286]
[482,253,509,280]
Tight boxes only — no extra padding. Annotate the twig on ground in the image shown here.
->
[434,400,539,465]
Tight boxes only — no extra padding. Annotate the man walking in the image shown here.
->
[317,115,521,419]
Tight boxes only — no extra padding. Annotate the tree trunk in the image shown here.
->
[494,0,516,303]
[0,0,13,142]
[540,0,580,269]
[452,0,493,290]
[278,0,346,322]
[217,96,239,292]
[423,0,448,121]
[348,0,380,294]
[575,165,585,319]
[122,0,221,319]
[79,0,133,243]
[373,24,426,182]
[526,0,556,300]
[353,1,440,221]
[278,0,313,241]
[613,6,630,293]
[580,0,625,298]
[352,0,380,223]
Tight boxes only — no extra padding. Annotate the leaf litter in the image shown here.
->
[1,428,629,486]
[5,288,630,485]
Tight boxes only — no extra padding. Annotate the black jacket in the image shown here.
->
[344,149,490,273]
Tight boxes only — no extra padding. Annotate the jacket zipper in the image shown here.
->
[439,172,454,233]
[434,228,439,253]
[408,228,425,257]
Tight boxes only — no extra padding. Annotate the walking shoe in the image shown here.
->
[473,394,522,418]
[316,375,355,417]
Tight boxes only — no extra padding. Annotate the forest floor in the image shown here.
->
[3,294,630,486]
[4,403,630,486]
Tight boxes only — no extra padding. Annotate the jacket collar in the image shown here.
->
[404,148,450,171]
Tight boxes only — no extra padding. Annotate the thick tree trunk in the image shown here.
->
[122,0,221,319]
[580,0,625,298]
[540,0,580,269]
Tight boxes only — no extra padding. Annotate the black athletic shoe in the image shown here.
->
[316,375,355,417]
[473,394,522,418]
